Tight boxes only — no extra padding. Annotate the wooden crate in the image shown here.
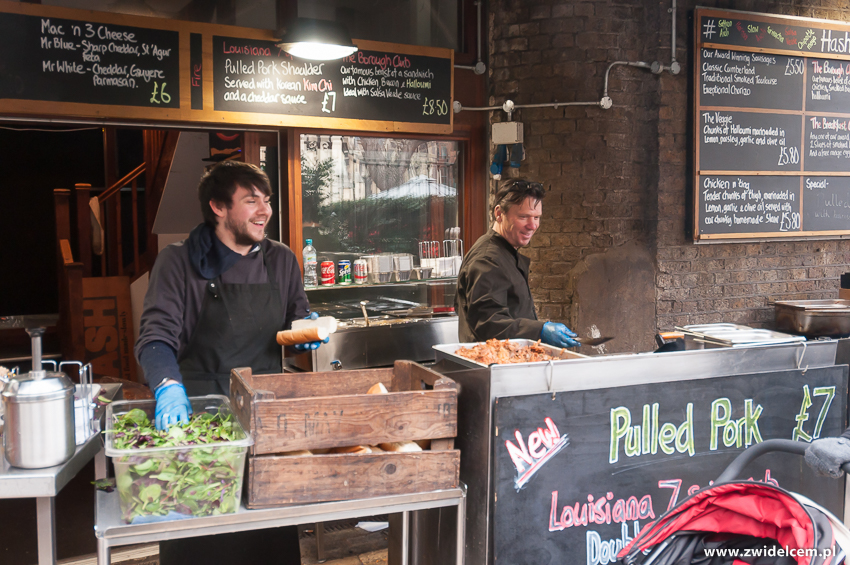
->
[230,360,460,508]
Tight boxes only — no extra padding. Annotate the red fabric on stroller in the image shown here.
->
[617,482,835,565]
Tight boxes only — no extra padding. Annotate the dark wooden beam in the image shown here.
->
[276,0,298,35]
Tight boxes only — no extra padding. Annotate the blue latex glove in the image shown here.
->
[292,312,330,351]
[490,144,507,177]
[540,322,580,348]
[509,142,525,168]
[154,383,192,430]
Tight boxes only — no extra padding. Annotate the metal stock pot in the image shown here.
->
[0,369,75,468]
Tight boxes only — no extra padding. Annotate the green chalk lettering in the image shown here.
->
[676,403,695,456]
[710,398,732,451]
[610,406,631,464]
[744,399,763,446]
[659,423,676,454]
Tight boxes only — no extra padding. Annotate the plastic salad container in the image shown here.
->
[104,395,253,524]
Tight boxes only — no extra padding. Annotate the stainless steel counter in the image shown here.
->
[0,382,121,565]
[431,339,840,565]
[95,485,467,565]
[289,316,459,372]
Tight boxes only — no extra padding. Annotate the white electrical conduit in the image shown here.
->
[454,60,651,116]
[454,0,681,115]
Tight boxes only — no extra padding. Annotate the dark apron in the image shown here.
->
[161,247,301,565]
[178,246,284,396]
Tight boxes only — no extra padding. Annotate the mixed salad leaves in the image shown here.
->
[110,408,245,523]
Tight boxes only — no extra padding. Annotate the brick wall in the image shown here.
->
[488,0,850,346]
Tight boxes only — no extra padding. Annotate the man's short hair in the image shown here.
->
[198,161,272,226]
[492,178,545,220]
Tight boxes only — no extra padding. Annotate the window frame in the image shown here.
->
[284,126,484,271]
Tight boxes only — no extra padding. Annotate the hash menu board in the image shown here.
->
[695,8,850,240]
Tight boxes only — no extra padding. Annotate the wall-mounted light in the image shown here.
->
[276,18,357,61]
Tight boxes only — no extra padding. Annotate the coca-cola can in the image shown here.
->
[320,261,335,285]
[353,259,368,284]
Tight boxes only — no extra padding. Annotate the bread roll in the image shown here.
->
[281,449,312,456]
[378,441,422,453]
[276,326,329,346]
[367,382,388,394]
[330,445,372,454]
[414,439,432,450]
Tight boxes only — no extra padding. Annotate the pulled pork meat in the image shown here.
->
[455,339,560,365]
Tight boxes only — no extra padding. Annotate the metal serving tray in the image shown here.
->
[775,299,850,337]
[433,339,588,369]
[682,323,805,349]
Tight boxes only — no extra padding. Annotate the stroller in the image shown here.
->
[618,440,850,565]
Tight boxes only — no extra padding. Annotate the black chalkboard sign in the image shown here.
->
[804,115,850,172]
[698,48,804,111]
[698,175,801,234]
[0,11,179,107]
[211,36,452,125]
[695,8,850,240]
[492,366,848,564]
[803,176,850,231]
[698,110,802,172]
[805,58,850,113]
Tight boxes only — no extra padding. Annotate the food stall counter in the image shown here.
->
[430,339,843,565]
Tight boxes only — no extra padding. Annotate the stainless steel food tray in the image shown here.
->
[683,326,805,349]
[433,339,588,369]
[775,299,850,337]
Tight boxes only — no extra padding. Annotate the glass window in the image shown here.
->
[300,134,459,259]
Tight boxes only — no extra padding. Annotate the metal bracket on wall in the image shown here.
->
[455,0,486,75]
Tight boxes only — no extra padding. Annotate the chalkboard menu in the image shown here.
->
[0,11,179,107]
[695,8,850,240]
[211,36,452,125]
[0,2,454,134]
[493,366,848,564]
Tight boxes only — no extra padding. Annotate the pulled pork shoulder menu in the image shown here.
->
[454,339,561,364]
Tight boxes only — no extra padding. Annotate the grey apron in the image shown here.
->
[161,247,300,565]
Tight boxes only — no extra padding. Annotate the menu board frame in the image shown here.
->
[694,7,850,241]
[0,0,453,134]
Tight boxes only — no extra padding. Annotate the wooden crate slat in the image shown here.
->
[252,390,457,453]
[247,450,460,507]
[250,368,395,397]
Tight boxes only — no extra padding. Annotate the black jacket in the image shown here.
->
[455,230,545,342]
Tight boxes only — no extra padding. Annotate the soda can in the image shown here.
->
[353,259,368,284]
[320,261,335,285]
[338,260,352,284]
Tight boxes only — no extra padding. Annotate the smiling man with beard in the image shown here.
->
[134,160,320,563]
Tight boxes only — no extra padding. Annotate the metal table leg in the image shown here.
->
[36,497,56,565]
[401,511,409,565]
[97,538,111,565]
[94,446,108,480]
[316,522,326,563]
[456,494,466,565]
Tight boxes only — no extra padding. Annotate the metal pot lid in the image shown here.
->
[2,370,74,400]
